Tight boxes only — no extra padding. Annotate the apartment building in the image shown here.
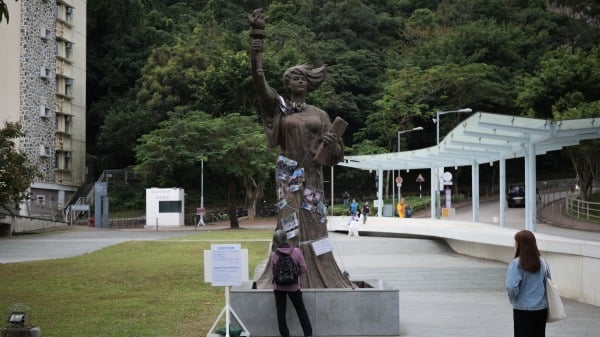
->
[0,0,86,216]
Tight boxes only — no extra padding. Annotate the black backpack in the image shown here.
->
[274,248,299,285]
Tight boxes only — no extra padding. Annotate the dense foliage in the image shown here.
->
[87,0,600,207]
[0,123,39,214]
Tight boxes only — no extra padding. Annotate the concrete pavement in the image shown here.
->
[330,232,600,337]
[1,209,599,336]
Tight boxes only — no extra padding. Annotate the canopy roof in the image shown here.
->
[339,112,600,171]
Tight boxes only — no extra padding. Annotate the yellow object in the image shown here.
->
[397,201,406,218]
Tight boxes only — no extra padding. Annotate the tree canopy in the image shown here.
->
[0,123,38,214]
[86,0,600,202]
[134,112,276,226]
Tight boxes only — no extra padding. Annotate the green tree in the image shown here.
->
[0,123,38,214]
[516,46,600,199]
[134,112,276,228]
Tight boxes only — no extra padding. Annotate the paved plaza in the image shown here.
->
[1,203,599,337]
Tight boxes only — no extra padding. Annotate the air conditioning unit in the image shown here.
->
[40,105,51,117]
[39,145,51,157]
[40,67,50,79]
[40,27,51,40]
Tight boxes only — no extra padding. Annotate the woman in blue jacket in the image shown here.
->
[506,230,549,337]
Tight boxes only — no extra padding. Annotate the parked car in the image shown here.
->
[507,185,525,208]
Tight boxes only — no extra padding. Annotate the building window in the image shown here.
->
[65,78,73,97]
[65,42,73,59]
[64,116,72,134]
[36,195,46,204]
[65,6,73,23]
[158,201,182,213]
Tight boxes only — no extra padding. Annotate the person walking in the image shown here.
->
[361,202,370,224]
[506,230,549,337]
[397,199,406,218]
[350,199,358,215]
[270,230,313,337]
[348,210,361,237]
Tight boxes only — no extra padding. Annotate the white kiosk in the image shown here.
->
[145,188,185,228]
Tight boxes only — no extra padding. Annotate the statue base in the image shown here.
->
[229,279,400,336]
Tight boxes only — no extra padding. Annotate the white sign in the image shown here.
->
[70,204,89,211]
[209,244,243,286]
[312,237,334,256]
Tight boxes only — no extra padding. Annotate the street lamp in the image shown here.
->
[396,127,424,204]
[197,159,205,227]
[435,108,472,145]
[433,108,472,218]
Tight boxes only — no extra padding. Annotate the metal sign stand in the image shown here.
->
[207,286,250,337]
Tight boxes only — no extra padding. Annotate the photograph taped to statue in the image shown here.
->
[249,8,351,289]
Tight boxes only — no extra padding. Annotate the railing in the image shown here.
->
[12,200,65,221]
[65,168,133,222]
[566,196,600,223]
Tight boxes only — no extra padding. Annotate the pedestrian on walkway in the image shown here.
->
[506,230,548,337]
[349,198,358,215]
[361,202,370,224]
[348,210,361,237]
[397,198,407,218]
[342,191,349,206]
[270,230,313,337]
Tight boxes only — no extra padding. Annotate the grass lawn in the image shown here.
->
[0,229,273,337]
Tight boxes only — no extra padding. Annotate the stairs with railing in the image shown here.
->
[65,168,133,223]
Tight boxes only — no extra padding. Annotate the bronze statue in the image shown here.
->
[249,9,352,288]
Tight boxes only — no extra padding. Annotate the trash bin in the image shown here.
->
[88,217,95,227]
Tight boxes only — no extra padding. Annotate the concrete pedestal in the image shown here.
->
[229,280,399,336]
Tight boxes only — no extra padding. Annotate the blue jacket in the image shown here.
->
[506,257,550,310]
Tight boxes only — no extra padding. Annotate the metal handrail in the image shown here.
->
[566,196,600,222]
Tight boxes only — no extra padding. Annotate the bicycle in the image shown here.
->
[258,202,278,217]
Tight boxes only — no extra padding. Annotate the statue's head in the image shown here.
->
[273,229,288,247]
[283,64,327,94]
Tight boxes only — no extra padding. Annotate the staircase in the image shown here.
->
[64,168,133,223]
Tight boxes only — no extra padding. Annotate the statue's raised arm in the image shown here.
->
[248,9,277,116]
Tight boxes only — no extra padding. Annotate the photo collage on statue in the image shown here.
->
[275,155,328,238]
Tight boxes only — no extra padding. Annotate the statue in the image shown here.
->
[249,9,352,288]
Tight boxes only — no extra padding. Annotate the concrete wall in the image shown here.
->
[0,215,68,235]
[230,280,400,336]
[328,216,600,307]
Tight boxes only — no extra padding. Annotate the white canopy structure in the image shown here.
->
[338,112,600,231]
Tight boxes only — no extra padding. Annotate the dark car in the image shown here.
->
[507,185,525,208]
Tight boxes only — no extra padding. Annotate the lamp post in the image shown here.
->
[396,127,424,205]
[197,159,205,227]
[433,108,472,218]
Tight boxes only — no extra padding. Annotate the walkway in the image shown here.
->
[330,232,600,337]
[1,213,599,336]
